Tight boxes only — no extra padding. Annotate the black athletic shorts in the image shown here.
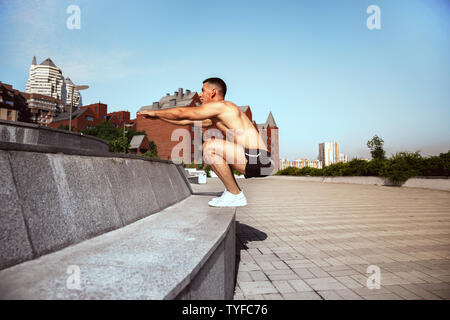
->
[244,148,275,179]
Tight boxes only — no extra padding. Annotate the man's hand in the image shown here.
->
[137,110,158,119]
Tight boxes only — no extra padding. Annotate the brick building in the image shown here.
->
[0,82,31,122]
[254,112,279,172]
[49,102,136,131]
[137,88,200,161]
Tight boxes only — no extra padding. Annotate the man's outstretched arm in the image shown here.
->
[137,102,223,121]
[162,118,213,127]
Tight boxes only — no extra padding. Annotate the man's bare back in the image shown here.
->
[205,100,268,151]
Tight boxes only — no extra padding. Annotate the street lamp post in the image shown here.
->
[69,85,89,131]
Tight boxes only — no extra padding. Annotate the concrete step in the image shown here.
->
[0,195,236,300]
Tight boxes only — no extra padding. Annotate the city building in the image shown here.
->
[107,110,136,130]
[25,57,67,105]
[137,88,201,161]
[64,77,82,111]
[339,153,348,163]
[25,93,65,126]
[49,102,136,131]
[0,82,30,122]
[279,158,323,170]
[254,112,279,172]
[319,142,340,167]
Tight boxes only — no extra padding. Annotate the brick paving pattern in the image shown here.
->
[193,176,450,300]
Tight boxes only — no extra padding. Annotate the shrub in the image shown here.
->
[365,158,385,176]
[276,166,301,176]
[204,165,211,178]
[421,150,450,177]
[380,151,423,184]
[342,159,369,176]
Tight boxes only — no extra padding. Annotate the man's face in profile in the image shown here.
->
[199,82,214,104]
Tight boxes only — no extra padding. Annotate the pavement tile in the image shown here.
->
[239,262,262,272]
[307,267,330,278]
[335,276,365,289]
[272,280,296,294]
[288,279,314,292]
[249,270,269,281]
[431,289,450,299]
[267,273,301,281]
[304,277,346,291]
[238,281,278,296]
[244,294,265,300]
[383,285,423,300]
[272,261,290,270]
[282,292,323,300]
[237,271,252,282]
[361,293,403,300]
[263,293,283,300]
[292,267,315,279]
[318,290,344,300]
[327,269,360,277]
[335,289,364,300]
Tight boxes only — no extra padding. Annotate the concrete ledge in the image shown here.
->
[0,120,109,152]
[0,196,235,300]
[0,147,191,270]
[271,175,449,191]
[402,177,450,192]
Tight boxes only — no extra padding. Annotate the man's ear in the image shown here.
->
[211,88,217,98]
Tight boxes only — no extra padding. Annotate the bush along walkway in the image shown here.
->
[277,150,450,184]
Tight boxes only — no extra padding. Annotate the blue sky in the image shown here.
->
[1,0,449,160]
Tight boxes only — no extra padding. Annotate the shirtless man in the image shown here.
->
[137,78,274,207]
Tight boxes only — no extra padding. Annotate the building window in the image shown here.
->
[86,116,94,121]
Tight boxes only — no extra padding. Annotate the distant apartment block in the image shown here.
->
[339,153,348,163]
[319,142,340,167]
[279,158,323,170]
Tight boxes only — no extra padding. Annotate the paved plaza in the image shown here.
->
[192,176,450,300]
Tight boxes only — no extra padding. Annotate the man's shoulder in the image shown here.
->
[204,100,237,110]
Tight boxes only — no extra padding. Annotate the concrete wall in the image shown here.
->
[0,147,192,271]
[0,119,109,152]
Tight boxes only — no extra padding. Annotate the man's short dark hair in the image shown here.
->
[203,77,227,98]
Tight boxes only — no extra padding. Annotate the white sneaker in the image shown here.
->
[208,190,247,207]
[209,189,244,206]
[209,190,226,205]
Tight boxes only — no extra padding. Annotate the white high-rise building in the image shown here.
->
[64,77,82,110]
[25,57,67,108]
[318,142,340,167]
[339,153,348,163]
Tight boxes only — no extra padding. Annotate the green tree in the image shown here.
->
[141,141,159,158]
[109,136,130,153]
[367,135,386,160]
